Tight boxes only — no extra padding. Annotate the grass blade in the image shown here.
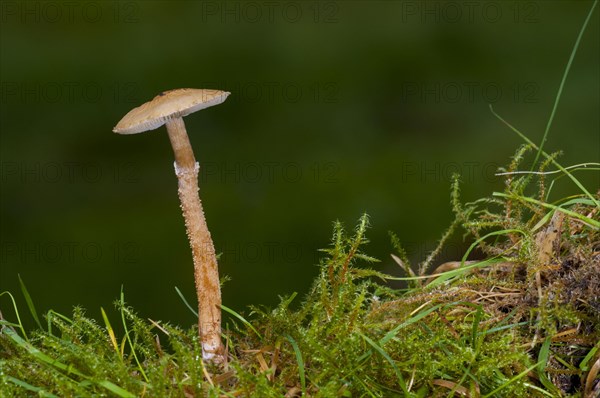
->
[4,376,60,398]
[120,287,149,383]
[482,321,529,336]
[537,337,560,395]
[493,192,600,229]
[471,305,483,351]
[284,333,306,396]
[482,361,542,398]
[380,303,444,345]
[220,303,262,340]
[580,340,600,371]
[489,106,599,209]
[46,309,73,336]
[18,274,42,330]
[174,286,198,317]
[96,380,137,398]
[4,326,85,377]
[533,0,598,168]
[3,327,137,397]
[100,307,121,359]
[359,332,408,395]
[0,291,28,340]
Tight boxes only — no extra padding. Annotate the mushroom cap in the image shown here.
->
[113,88,230,134]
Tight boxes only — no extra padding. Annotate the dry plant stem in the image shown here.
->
[165,117,223,361]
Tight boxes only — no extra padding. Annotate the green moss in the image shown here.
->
[3,174,598,396]
[2,135,599,397]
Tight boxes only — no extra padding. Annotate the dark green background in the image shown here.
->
[1,1,598,329]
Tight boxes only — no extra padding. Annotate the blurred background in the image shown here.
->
[1,1,598,330]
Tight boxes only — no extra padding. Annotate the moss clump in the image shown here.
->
[2,154,598,396]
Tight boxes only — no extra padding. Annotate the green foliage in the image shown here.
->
[4,210,585,396]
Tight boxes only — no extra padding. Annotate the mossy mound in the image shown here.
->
[2,156,598,397]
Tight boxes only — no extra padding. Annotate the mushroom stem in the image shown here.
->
[166,117,196,169]
[165,117,223,361]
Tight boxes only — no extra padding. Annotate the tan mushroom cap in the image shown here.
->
[113,88,230,134]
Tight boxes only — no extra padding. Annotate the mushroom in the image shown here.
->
[113,88,230,362]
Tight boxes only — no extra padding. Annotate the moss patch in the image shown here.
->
[2,158,599,397]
